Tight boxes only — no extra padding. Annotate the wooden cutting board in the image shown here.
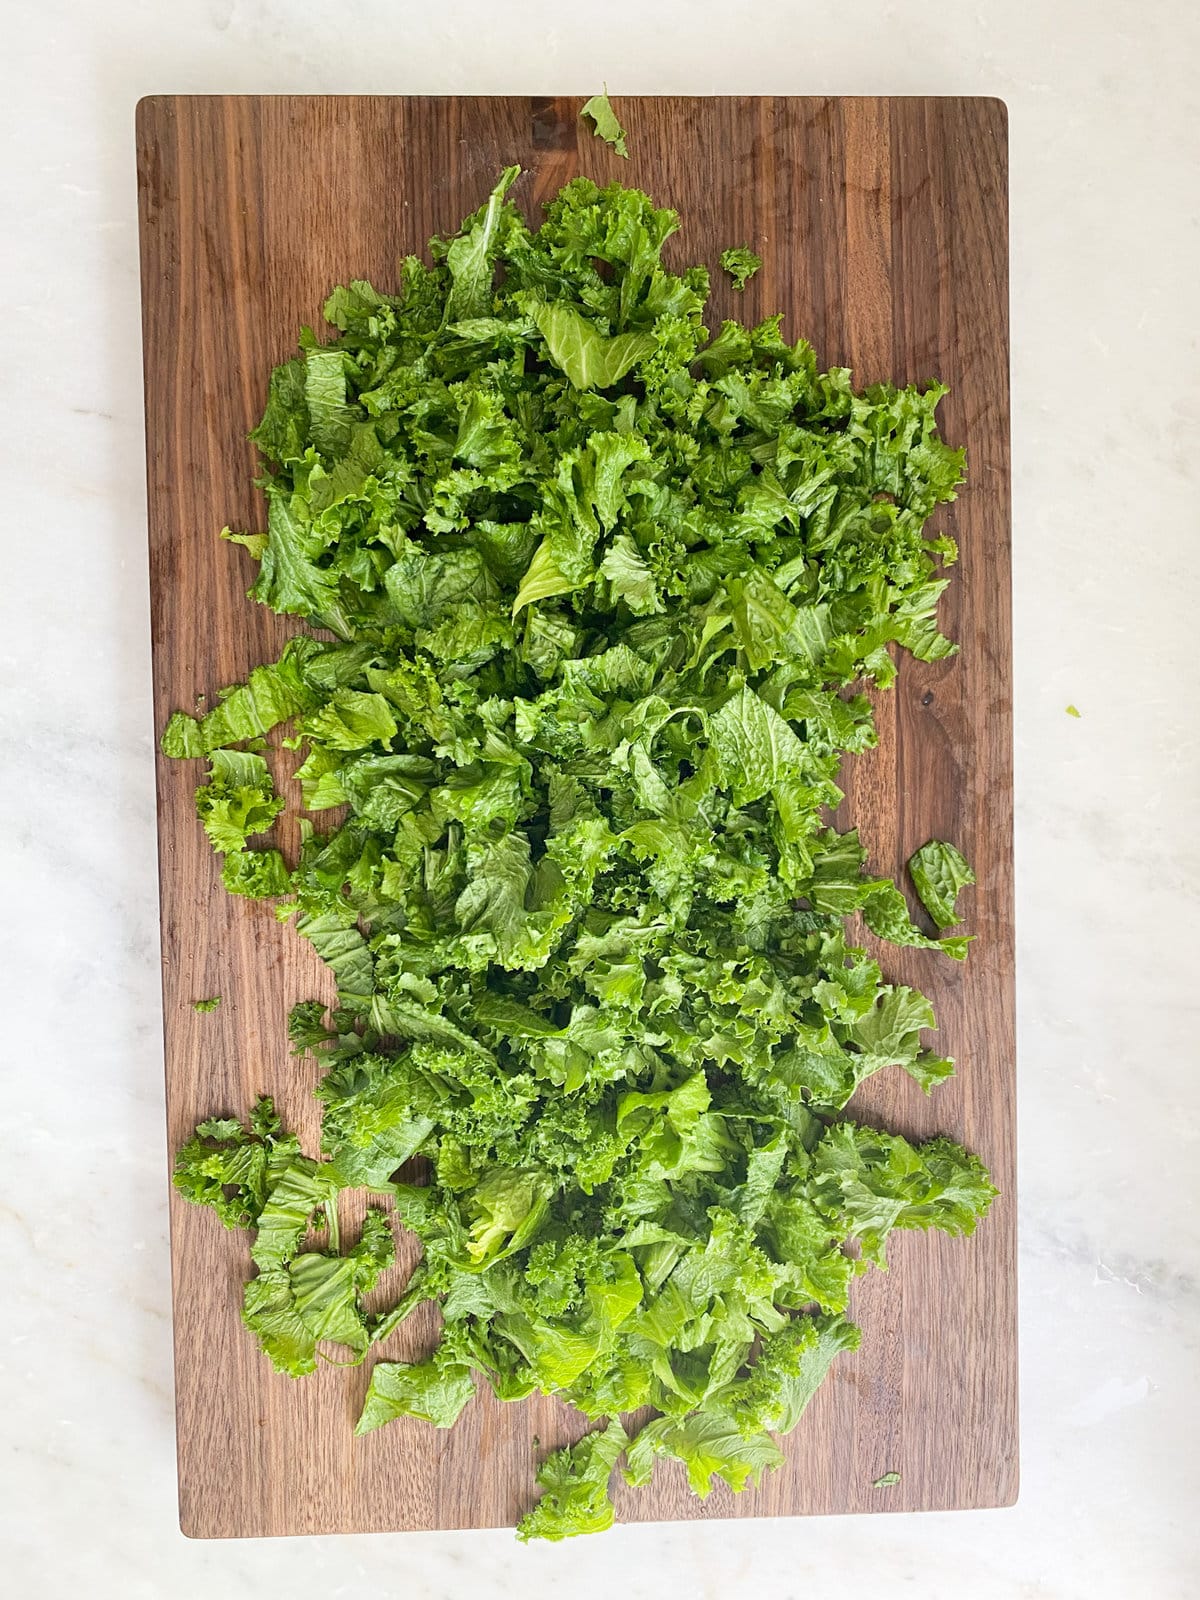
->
[137,95,1015,1538]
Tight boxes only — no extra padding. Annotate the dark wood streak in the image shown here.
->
[136,95,1015,1538]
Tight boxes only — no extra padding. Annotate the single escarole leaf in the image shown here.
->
[446,165,521,320]
[243,1212,394,1377]
[862,882,971,961]
[531,302,655,390]
[297,689,397,751]
[304,346,355,457]
[708,1313,862,1434]
[357,1348,476,1433]
[720,245,762,289]
[908,838,976,928]
[599,534,663,615]
[251,486,349,628]
[580,91,629,158]
[518,1419,629,1541]
[709,686,806,804]
[624,1413,784,1499]
[511,537,575,617]
[195,749,283,854]
[161,638,322,756]
[250,1157,341,1271]
[165,151,993,1545]
[221,846,290,899]
[221,525,268,560]
[172,1095,296,1230]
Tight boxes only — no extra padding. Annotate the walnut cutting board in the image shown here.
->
[136,95,1015,1538]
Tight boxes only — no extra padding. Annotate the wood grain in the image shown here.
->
[136,95,1014,1538]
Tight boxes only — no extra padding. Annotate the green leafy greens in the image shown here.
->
[720,246,762,290]
[581,91,629,158]
[908,839,976,929]
[164,162,993,1539]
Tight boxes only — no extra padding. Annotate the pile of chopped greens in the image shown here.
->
[165,159,992,1540]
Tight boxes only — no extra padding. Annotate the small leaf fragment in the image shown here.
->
[580,90,629,157]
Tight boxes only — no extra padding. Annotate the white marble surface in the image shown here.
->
[4,1,1198,1594]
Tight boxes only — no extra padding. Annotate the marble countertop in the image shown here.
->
[4,2,1196,1595]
